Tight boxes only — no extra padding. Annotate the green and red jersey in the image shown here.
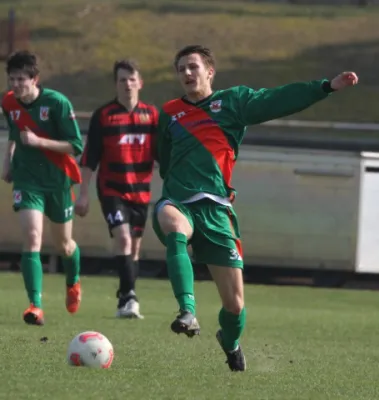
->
[157,80,332,201]
[1,88,83,191]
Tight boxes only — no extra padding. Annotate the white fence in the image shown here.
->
[1,108,378,132]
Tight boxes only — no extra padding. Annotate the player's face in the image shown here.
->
[116,69,142,99]
[177,53,214,97]
[8,70,38,100]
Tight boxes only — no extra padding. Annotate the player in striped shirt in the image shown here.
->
[76,59,158,319]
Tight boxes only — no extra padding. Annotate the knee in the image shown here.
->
[158,205,192,238]
[115,232,132,254]
[158,213,181,234]
[164,221,187,236]
[223,294,244,315]
[56,239,76,257]
[24,229,42,251]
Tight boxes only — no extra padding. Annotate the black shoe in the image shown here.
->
[171,310,200,338]
[216,329,246,371]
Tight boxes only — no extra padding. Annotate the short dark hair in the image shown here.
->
[6,50,39,78]
[174,45,216,70]
[113,59,141,81]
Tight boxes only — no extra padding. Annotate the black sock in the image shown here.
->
[115,255,136,298]
[134,260,140,280]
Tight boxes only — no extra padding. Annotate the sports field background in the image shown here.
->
[0,0,378,122]
[0,273,378,400]
[0,2,378,398]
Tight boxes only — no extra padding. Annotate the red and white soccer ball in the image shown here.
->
[67,331,114,368]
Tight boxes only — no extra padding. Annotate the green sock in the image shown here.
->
[62,244,81,286]
[166,232,195,315]
[21,252,43,308]
[218,307,246,352]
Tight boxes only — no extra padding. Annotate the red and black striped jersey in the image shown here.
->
[80,99,158,204]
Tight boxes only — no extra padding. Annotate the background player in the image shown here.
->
[75,59,158,319]
[153,45,358,371]
[1,51,83,326]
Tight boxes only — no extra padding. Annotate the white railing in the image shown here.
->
[0,108,378,131]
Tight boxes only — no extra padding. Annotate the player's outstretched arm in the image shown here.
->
[237,71,358,126]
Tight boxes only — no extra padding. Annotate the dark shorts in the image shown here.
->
[99,196,149,238]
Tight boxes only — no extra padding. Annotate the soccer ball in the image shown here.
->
[67,331,114,368]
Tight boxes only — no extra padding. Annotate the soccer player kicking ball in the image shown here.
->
[1,51,83,326]
[153,44,358,371]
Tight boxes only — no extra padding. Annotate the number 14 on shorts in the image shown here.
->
[107,210,123,225]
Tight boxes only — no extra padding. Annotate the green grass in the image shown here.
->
[0,0,378,122]
[1,272,379,400]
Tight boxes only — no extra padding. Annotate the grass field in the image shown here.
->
[0,0,378,122]
[0,273,379,400]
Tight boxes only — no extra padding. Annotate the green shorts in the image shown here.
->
[12,187,75,224]
[153,198,243,268]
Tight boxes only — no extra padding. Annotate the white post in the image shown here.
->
[47,254,58,274]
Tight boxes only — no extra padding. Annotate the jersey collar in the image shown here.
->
[181,91,215,107]
[17,86,44,109]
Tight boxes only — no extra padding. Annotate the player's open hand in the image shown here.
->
[75,193,90,217]
[20,126,41,147]
[330,72,359,91]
